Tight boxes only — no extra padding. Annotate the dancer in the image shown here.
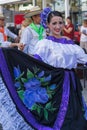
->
[0,8,87,130]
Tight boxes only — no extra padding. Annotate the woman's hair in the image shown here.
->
[47,11,63,24]
[67,16,71,19]
[83,20,87,24]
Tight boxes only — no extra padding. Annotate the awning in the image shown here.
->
[0,0,28,5]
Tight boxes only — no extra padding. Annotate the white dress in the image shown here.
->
[33,37,87,69]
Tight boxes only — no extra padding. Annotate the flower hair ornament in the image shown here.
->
[40,7,52,28]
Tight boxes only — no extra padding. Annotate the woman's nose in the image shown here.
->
[56,24,60,28]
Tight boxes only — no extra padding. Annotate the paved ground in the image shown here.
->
[81,79,87,104]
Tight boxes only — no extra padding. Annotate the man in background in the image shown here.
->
[0,13,23,50]
[20,6,46,55]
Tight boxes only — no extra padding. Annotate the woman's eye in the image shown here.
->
[59,21,63,24]
[52,22,57,25]
[52,21,63,25]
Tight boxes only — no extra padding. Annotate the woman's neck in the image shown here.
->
[52,34,62,39]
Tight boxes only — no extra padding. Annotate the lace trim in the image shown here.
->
[0,76,34,130]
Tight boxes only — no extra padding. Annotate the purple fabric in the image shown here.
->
[46,36,75,44]
[85,62,87,66]
[70,71,76,90]
[34,54,42,61]
[0,48,70,130]
[53,71,70,129]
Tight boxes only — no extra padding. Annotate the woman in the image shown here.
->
[33,8,87,130]
[0,8,87,130]
[63,16,74,40]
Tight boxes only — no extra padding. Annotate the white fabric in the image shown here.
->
[33,39,87,69]
[0,27,17,47]
[80,26,87,42]
[0,33,11,47]
[0,75,34,130]
[20,25,46,55]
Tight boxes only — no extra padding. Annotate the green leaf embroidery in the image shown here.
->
[27,69,34,79]
[44,109,49,121]
[17,90,24,100]
[15,72,24,80]
[21,78,28,83]
[45,102,51,109]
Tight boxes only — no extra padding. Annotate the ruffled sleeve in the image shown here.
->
[74,44,87,64]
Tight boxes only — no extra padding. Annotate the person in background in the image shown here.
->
[18,18,32,39]
[0,13,24,50]
[80,18,87,53]
[74,24,81,45]
[63,16,74,40]
[20,6,46,55]
[33,8,87,130]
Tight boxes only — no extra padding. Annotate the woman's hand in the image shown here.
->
[10,43,24,51]
[17,43,24,51]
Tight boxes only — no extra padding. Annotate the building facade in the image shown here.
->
[0,0,87,27]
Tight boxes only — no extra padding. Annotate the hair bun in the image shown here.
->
[40,7,51,28]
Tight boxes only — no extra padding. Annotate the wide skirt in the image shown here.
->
[0,48,87,130]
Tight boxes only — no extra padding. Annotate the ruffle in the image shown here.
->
[0,75,34,130]
[46,36,75,44]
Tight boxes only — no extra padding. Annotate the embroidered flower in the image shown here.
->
[50,84,56,90]
[23,87,49,109]
[38,71,44,78]
[14,66,21,78]
[24,78,41,90]
[14,81,21,88]
[13,66,57,120]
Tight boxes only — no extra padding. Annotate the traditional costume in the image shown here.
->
[0,36,87,130]
[20,7,46,55]
[0,7,87,130]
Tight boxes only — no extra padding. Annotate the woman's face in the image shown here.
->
[48,16,64,37]
[66,18,71,24]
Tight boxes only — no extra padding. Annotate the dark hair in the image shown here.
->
[66,16,71,20]
[47,11,63,23]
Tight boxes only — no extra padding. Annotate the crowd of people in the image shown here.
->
[0,6,87,130]
[0,13,24,50]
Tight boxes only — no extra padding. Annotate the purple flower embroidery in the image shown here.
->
[14,81,21,88]
[24,78,41,90]
[38,71,44,78]
[23,87,49,109]
[14,66,57,119]
[14,66,21,78]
